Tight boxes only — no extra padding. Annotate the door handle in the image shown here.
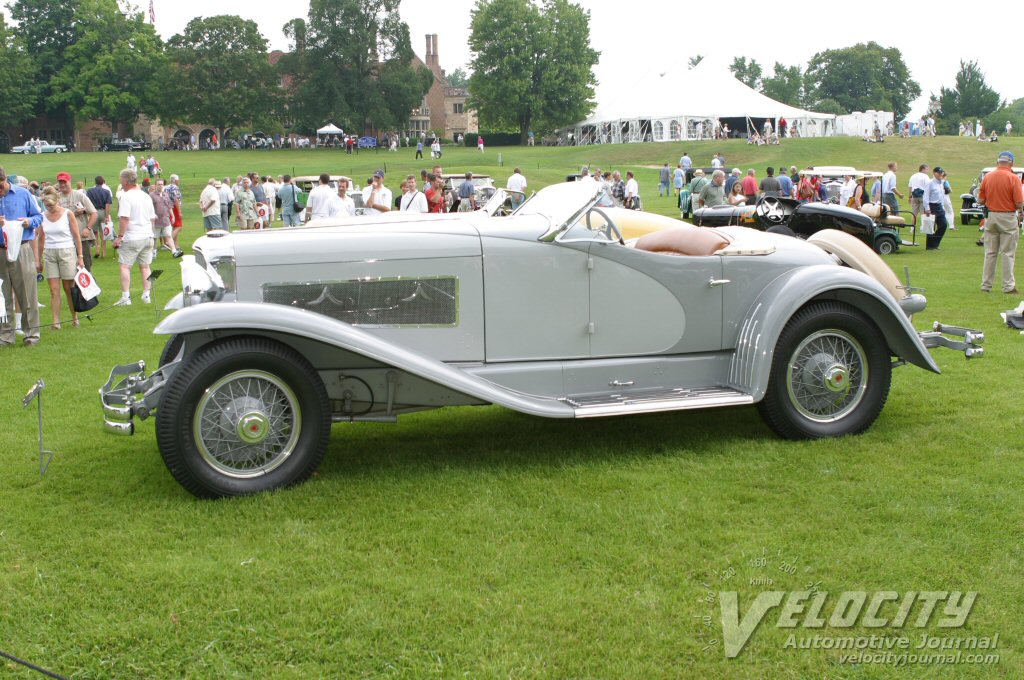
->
[609,380,635,387]
[708,278,731,287]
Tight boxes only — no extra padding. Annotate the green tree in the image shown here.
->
[0,16,38,128]
[163,16,281,141]
[280,0,433,134]
[936,60,1001,135]
[729,57,762,90]
[984,97,1024,137]
[762,63,803,107]
[49,0,166,134]
[469,0,598,143]
[447,67,469,89]
[804,42,920,121]
[7,0,82,132]
[687,54,704,70]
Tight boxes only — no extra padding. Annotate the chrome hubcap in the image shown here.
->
[193,370,301,478]
[237,411,270,444]
[786,330,867,422]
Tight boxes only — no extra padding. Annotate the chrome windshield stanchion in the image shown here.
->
[918,322,985,359]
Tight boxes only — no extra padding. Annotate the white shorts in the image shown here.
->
[119,238,154,266]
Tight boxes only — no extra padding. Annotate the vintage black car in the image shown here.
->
[693,196,907,255]
[100,137,152,152]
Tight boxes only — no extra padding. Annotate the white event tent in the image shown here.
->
[563,60,841,145]
[316,123,345,135]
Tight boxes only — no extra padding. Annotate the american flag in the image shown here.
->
[149,0,155,23]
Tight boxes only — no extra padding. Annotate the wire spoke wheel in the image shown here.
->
[194,370,301,478]
[758,302,891,439]
[157,337,331,498]
[785,330,867,422]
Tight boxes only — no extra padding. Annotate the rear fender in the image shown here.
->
[729,266,939,399]
[155,303,574,418]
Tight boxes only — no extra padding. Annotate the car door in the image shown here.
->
[481,234,591,362]
[587,240,723,357]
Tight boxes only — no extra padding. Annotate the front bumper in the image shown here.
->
[99,359,178,435]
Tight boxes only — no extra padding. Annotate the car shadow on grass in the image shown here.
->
[318,404,772,479]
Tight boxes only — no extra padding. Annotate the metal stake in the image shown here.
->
[22,379,53,477]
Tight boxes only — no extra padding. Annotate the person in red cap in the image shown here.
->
[55,171,97,270]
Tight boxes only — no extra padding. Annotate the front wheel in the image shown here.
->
[758,302,892,439]
[156,337,331,498]
[54,148,62,154]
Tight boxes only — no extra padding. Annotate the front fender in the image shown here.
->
[729,265,940,400]
[155,303,575,419]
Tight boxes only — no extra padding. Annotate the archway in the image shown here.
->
[172,129,191,150]
[199,128,215,149]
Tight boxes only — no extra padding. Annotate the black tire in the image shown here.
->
[155,336,331,498]
[875,235,897,255]
[757,302,892,439]
[158,334,185,367]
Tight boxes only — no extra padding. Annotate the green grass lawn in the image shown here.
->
[1,138,1023,678]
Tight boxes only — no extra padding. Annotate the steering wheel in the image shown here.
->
[756,196,786,225]
[586,207,624,244]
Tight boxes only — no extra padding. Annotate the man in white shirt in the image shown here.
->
[262,176,277,223]
[113,168,156,306]
[305,173,336,221]
[199,178,222,231]
[624,170,640,210]
[711,153,723,170]
[908,164,930,219]
[506,167,527,208]
[362,170,392,214]
[399,175,428,212]
[327,178,356,217]
[507,167,527,193]
[881,161,903,214]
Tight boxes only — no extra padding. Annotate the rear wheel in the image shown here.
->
[758,302,892,439]
[156,337,331,498]
[875,235,897,255]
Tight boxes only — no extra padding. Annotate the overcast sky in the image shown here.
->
[14,1,1020,119]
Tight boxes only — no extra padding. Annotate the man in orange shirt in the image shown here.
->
[978,151,1024,293]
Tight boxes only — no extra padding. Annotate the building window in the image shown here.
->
[452,103,464,114]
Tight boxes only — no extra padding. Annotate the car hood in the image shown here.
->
[199,212,550,267]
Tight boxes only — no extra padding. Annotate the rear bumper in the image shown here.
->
[918,322,985,359]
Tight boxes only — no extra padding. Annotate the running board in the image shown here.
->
[561,386,753,418]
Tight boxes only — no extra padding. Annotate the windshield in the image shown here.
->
[513,181,604,235]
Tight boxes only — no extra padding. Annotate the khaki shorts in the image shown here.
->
[119,238,154,266]
[154,225,172,238]
[43,247,77,280]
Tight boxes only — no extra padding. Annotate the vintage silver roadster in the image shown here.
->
[100,182,983,497]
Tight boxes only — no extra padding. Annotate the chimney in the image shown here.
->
[425,34,433,64]
[432,34,439,62]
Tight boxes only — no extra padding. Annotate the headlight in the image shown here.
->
[210,256,236,293]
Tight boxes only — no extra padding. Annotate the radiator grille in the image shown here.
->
[262,276,458,327]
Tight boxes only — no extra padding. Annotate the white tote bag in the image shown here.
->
[75,267,102,301]
[920,214,936,235]
[2,222,24,261]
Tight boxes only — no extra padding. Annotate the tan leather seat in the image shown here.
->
[635,227,729,257]
[859,203,882,219]
[882,215,906,226]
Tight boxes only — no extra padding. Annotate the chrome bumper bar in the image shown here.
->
[99,360,177,435]
[919,322,985,359]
